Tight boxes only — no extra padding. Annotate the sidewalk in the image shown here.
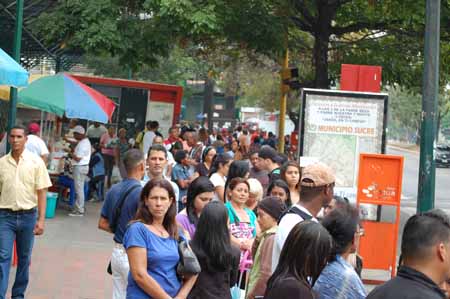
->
[7,201,113,299]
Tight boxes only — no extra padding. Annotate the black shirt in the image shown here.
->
[195,163,210,177]
[367,266,446,299]
[265,276,314,299]
[268,168,281,186]
[188,246,241,299]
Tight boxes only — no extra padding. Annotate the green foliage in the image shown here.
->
[34,0,450,117]
[387,86,421,141]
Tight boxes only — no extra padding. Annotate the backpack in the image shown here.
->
[277,206,313,224]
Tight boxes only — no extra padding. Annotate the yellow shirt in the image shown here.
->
[0,150,52,210]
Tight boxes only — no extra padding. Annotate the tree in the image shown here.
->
[35,0,450,115]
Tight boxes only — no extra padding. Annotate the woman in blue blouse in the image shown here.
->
[313,204,366,299]
[123,178,197,299]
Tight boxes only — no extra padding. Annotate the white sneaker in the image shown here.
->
[68,211,84,217]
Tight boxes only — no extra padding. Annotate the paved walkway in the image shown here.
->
[7,201,113,299]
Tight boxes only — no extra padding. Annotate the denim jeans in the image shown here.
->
[0,209,37,299]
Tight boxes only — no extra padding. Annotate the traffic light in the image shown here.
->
[280,67,301,92]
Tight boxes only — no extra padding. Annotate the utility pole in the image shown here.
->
[7,0,24,148]
[277,49,289,153]
[417,0,441,213]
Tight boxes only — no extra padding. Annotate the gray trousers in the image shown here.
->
[73,165,89,213]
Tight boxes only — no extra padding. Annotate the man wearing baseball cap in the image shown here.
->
[25,122,49,164]
[69,125,91,216]
[271,162,335,271]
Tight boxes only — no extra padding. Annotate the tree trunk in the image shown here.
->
[313,2,335,89]
[203,77,215,130]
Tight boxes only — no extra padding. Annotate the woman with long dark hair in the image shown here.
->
[176,176,215,239]
[209,154,232,202]
[189,201,241,299]
[224,160,250,201]
[123,178,197,299]
[280,161,301,205]
[195,146,216,177]
[267,179,292,207]
[265,221,333,299]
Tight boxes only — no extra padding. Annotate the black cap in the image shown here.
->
[258,196,287,220]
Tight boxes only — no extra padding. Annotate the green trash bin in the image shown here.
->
[45,192,58,219]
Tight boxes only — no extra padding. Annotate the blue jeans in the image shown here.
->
[0,209,37,299]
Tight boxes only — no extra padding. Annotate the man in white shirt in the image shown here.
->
[69,125,92,217]
[142,121,159,158]
[25,123,49,164]
[142,144,179,206]
[271,162,335,271]
[152,135,174,178]
[86,122,107,144]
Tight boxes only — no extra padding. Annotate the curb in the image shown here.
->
[387,145,419,155]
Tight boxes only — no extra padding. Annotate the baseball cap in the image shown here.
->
[28,123,40,134]
[73,125,85,135]
[301,163,335,187]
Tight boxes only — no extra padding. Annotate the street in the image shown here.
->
[387,145,450,214]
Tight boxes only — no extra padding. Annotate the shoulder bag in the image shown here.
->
[176,237,201,276]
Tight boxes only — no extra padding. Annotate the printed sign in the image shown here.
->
[299,89,388,196]
[306,99,379,137]
[146,101,174,138]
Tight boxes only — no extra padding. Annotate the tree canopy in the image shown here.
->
[34,0,450,128]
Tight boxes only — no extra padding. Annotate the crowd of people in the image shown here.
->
[95,120,450,299]
[1,120,450,299]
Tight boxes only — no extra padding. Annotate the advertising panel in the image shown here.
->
[299,89,388,200]
[146,101,174,138]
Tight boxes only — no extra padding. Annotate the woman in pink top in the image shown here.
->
[100,126,117,188]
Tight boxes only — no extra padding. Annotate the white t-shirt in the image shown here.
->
[210,172,226,201]
[25,134,49,157]
[143,131,156,158]
[72,138,92,166]
[271,204,317,272]
[86,125,107,139]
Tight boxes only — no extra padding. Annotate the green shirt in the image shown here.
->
[247,226,278,298]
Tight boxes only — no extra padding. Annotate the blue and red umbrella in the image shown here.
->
[18,73,115,123]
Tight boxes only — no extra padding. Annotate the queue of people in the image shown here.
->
[1,119,450,299]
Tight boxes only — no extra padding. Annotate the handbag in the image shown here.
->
[176,238,201,276]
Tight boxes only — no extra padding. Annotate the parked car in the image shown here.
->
[435,144,450,167]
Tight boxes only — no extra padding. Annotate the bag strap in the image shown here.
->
[278,206,313,224]
[110,184,140,233]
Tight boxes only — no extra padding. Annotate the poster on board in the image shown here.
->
[146,101,174,138]
[299,88,388,200]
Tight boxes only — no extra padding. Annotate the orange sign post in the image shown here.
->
[356,153,404,284]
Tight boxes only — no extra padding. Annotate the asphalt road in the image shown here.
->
[387,145,450,214]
